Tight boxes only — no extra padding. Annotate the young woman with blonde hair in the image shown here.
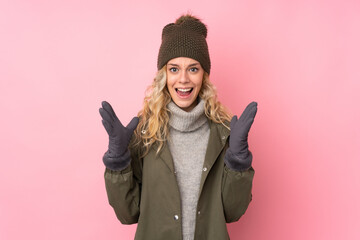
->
[99,14,258,240]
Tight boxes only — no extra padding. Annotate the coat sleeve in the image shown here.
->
[221,163,255,223]
[104,143,143,225]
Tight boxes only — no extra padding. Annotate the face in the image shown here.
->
[166,57,204,112]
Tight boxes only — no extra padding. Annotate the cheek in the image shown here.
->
[166,75,174,88]
[166,77,176,96]
[195,75,203,89]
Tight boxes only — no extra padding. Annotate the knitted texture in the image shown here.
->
[167,99,210,240]
[157,15,211,74]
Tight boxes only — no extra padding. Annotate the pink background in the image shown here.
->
[1,0,359,239]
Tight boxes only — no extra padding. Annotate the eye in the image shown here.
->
[189,67,198,73]
[169,67,178,73]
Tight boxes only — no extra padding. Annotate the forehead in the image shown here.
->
[167,57,200,65]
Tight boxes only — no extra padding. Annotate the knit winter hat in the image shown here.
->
[157,14,211,74]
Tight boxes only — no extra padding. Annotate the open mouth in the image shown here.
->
[175,88,193,97]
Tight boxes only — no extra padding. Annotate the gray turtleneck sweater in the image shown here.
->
[167,99,210,240]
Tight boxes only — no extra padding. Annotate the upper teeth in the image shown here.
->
[177,88,191,92]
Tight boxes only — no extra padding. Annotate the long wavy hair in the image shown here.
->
[131,65,232,157]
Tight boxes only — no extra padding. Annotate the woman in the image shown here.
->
[99,14,258,240]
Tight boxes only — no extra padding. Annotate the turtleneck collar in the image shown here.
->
[167,98,208,132]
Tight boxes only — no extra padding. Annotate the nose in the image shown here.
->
[178,70,190,84]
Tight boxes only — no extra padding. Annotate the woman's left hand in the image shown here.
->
[229,101,258,154]
[224,101,258,171]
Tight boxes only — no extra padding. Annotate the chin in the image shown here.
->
[176,99,198,111]
[174,101,188,107]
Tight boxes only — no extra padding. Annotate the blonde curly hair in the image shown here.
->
[131,65,232,158]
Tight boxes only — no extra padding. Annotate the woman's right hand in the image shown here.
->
[99,101,139,158]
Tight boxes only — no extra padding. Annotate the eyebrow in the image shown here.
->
[167,63,200,67]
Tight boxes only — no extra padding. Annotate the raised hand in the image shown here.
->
[225,101,258,171]
[99,101,139,170]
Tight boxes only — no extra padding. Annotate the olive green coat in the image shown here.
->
[104,119,255,240]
